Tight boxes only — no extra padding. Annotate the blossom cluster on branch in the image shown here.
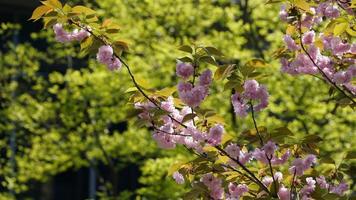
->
[30,0,354,199]
[279,0,356,99]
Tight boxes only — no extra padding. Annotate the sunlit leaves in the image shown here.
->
[29,5,52,21]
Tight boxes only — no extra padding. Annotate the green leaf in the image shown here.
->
[177,56,193,63]
[245,58,267,68]
[302,135,322,143]
[240,65,255,77]
[41,0,62,9]
[80,36,93,51]
[333,22,348,36]
[30,5,52,21]
[199,55,217,66]
[113,40,129,52]
[346,26,356,36]
[224,80,241,91]
[124,87,138,93]
[265,0,283,4]
[214,64,235,80]
[182,113,197,123]
[43,17,57,29]
[154,87,176,97]
[178,45,193,54]
[72,5,96,15]
[204,46,223,56]
[106,28,120,34]
[345,150,356,160]
[294,0,311,12]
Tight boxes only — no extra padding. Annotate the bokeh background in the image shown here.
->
[0,0,355,199]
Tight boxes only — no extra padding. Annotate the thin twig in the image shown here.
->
[249,102,264,146]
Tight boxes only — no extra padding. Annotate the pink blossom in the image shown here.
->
[279,4,288,21]
[333,71,352,84]
[210,187,224,200]
[152,132,176,149]
[271,150,290,165]
[292,53,318,74]
[289,154,316,176]
[253,148,269,164]
[184,126,204,141]
[207,124,224,146]
[263,141,277,158]
[238,151,252,165]
[53,23,71,42]
[243,80,260,99]
[172,171,185,184]
[107,57,122,71]
[96,45,122,71]
[284,35,300,51]
[300,177,316,198]
[316,176,329,189]
[344,83,356,95]
[177,82,208,108]
[277,186,290,200]
[228,183,248,198]
[201,173,221,189]
[225,143,240,159]
[161,96,176,112]
[176,62,194,79]
[330,37,351,56]
[302,31,315,45]
[281,58,298,75]
[152,123,176,149]
[199,69,212,86]
[330,181,348,196]
[72,29,90,41]
[350,44,356,54]
[301,14,313,29]
[231,93,248,117]
[274,172,283,182]
[97,45,114,63]
[53,23,89,43]
[348,66,356,77]
[324,4,339,18]
[316,2,329,16]
[262,176,273,186]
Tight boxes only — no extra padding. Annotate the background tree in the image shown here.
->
[0,0,355,199]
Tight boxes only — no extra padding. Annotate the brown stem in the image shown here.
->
[250,102,277,197]
[249,102,264,146]
[215,146,271,195]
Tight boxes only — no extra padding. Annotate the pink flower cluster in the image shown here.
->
[53,23,90,43]
[316,176,348,196]
[176,62,194,79]
[289,154,316,176]
[172,171,185,184]
[279,2,356,94]
[225,143,252,166]
[231,79,269,117]
[227,183,249,199]
[136,96,224,151]
[178,68,212,108]
[277,185,291,200]
[253,141,290,165]
[201,173,224,199]
[96,45,122,71]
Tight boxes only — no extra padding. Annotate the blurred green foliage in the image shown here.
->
[0,0,355,199]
